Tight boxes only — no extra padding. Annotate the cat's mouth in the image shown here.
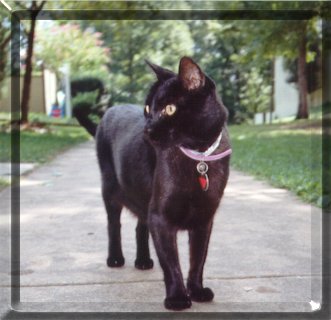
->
[144,126,176,148]
[143,126,160,145]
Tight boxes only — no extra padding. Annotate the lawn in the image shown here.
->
[0,125,90,164]
[0,124,90,189]
[0,114,90,190]
[228,121,325,208]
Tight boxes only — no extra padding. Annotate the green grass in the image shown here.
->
[0,112,80,126]
[0,178,9,190]
[0,125,90,163]
[228,123,326,208]
[0,114,90,191]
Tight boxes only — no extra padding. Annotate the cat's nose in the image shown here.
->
[144,119,155,134]
[144,123,158,142]
[145,127,153,134]
[144,125,154,138]
[144,126,153,135]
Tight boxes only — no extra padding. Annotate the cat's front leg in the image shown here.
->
[187,221,214,302]
[135,220,154,270]
[148,213,192,310]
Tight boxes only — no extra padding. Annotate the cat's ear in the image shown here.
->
[145,60,176,82]
[178,57,205,91]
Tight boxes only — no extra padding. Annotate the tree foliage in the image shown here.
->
[15,1,46,124]
[230,16,321,119]
[188,20,273,123]
[87,19,193,105]
[35,23,110,82]
[0,5,11,96]
[1,0,323,124]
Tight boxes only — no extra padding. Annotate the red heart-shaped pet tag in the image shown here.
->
[198,174,209,191]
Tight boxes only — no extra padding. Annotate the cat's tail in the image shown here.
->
[72,102,98,137]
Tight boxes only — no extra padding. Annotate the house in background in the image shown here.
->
[0,69,57,115]
[273,56,299,120]
[255,55,322,124]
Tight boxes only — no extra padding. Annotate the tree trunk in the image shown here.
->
[0,34,10,83]
[20,11,36,124]
[20,1,45,124]
[296,29,309,119]
[0,32,11,52]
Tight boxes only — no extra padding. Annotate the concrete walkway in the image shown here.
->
[0,140,322,316]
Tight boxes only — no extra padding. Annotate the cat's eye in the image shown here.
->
[163,104,177,116]
[145,105,150,114]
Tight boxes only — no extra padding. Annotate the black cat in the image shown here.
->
[74,57,231,310]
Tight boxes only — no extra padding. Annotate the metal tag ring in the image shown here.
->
[197,161,208,174]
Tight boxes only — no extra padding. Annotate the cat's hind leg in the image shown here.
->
[97,129,125,268]
[101,176,125,268]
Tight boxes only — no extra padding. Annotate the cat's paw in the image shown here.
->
[189,287,214,302]
[107,256,125,268]
[135,258,154,270]
[164,294,192,310]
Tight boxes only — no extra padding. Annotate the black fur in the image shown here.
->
[70,77,105,103]
[72,102,98,136]
[75,57,230,310]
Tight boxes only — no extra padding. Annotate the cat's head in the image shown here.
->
[144,57,228,151]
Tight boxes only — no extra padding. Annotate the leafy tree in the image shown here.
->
[233,16,321,119]
[6,1,46,124]
[239,66,272,116]
[35,23,110,82]
[0,5,11,90]
[188,20,272,123]
[188,21,238,122]
[21,1,46,124]
[84,19,193,105]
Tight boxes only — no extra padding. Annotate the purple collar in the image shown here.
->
[179,130,232,162]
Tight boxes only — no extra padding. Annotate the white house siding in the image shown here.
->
[43,69,57,115]
[273,56,299,119]
[0,69,57,114]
